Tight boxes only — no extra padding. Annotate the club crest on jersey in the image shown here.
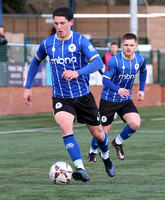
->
[55,102,62,109]
[135,63,139,70]
[101,116,107,123]
[68,44,76,52]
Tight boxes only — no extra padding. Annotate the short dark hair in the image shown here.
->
[121,33,137,42]
[110,41,118,46]
[53,7,73,21]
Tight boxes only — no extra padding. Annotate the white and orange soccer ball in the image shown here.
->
[49,162,73,184]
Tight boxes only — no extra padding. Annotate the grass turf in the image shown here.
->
[0,106,165,200]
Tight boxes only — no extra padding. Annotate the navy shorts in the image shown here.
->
[99,99,139,126]
[52,92,101,126]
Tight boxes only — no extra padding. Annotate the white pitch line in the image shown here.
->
[0,124,85,135]
[0,122,122,135]
[111,130,164,133]
[0,119,164,135]
[151,118,165,121]
[0,127,56,135]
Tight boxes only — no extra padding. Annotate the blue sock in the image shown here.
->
[120,125,136,140]
[63,134,82,162]
[97,131,109,153]
[91,137,99,150]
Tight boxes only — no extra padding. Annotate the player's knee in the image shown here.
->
[92,127,105,141]
[129,118,141,130]
[58,123,72,135]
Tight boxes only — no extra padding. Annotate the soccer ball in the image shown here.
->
[49,162,73,184]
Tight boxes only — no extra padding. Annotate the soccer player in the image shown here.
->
[88,33,147,162]
[23,6,115,182]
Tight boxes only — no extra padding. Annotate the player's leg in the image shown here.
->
[112,100,140,160]
[88,124,111,162]
[76,93,115,177]
[53,98,90,182]
[88,98,115,162]
[87,124,115,177]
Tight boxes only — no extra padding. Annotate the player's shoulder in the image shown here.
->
[135,52,145,60]
[111,52,122,62]
[134,52,146,67]
[72,32,87,44]
[45,34,55,42]
[72,31,84,39]
[114,52,122,58]
[40,34,54,46]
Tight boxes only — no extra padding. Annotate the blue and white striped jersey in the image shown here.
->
[101,52,147,102]
[35,31,100,98]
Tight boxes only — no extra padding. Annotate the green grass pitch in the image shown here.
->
[0,106,165,200]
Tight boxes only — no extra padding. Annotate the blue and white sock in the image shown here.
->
[97,131,109,159]
[63,133,85,170]
[116,125,136,144]
[89,137,98,154]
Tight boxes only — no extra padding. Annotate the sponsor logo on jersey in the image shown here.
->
[88,44,95,52]
[51,56,77,65]
[119,73,136,79]
[68,44,76,52]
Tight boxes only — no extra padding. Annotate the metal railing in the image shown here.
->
[0,43,164,87]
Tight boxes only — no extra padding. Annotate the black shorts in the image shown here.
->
[52,92,101,126]
[99,99,139,126]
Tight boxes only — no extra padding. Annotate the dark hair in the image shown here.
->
[110,41,118,46]
[121,33,137,42]
[53,7,73,21]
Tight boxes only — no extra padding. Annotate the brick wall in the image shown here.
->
[0,84,164,116]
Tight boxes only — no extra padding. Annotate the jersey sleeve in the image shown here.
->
[139,55,147,91]
[140,55,147,72]
[35,39,47,61]
[80,35,100,61]
[25,40,47,89]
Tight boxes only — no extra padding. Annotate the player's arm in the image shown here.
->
[103,76,129,98]
[62,55,103,81]
[103,58,129,98]
[137,59,147,101]
[76,36,104,75]
[77,55,103,75]
[25,56,42,89]
[23,56,42,105]
[23,40,47,105]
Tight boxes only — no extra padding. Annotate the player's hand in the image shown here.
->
[118,88,130,98]
[23,89,32,105]
[137,91,144,101]
[62,70,79,82]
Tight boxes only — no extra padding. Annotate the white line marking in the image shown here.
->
[0,124,85,135]
[0,118,164,135]
[151,118,165,121]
